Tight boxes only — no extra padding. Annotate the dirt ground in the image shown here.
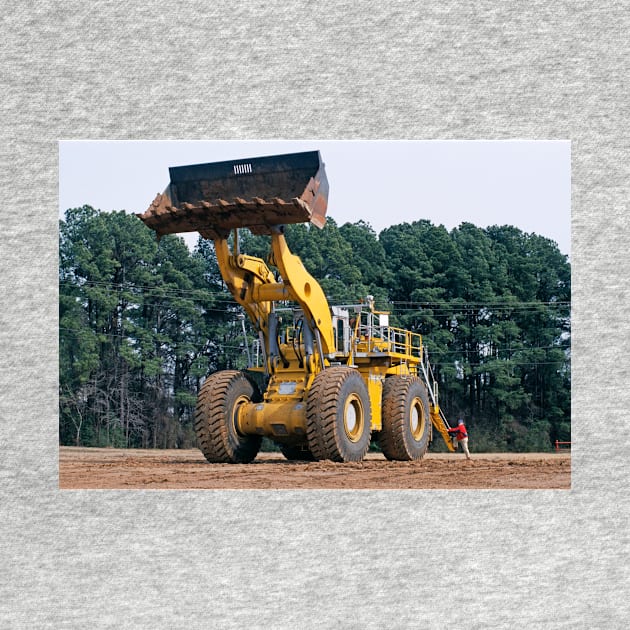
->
[59,447,571,490]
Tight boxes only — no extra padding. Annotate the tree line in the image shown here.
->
[59,206,570,451]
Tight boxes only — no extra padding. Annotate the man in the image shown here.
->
[448,419,471,460]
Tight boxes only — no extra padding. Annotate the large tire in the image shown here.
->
[195,370,262,464]
[380,375,431,461]
[306,367,372,462]
[279,443,316,461]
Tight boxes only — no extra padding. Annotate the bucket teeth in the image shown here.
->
[137,193,314,240]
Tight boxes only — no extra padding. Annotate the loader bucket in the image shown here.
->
[137,151,329,240]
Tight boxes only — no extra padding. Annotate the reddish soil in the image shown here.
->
[59,447,571,490]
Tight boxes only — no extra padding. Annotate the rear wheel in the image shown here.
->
[195,370,262,463]
[380,376,431,461]
[306,367,372,462]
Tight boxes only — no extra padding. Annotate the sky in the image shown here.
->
[59,140,571,256]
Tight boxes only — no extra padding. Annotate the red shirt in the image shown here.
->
[449,423,468,440]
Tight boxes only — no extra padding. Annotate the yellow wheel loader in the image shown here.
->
[138,151,455,463]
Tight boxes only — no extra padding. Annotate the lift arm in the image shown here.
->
[213,235,276,335]
[213,228,335,369]
[269,228,335,356]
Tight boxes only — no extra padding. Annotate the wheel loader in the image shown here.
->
[138,150,455,463]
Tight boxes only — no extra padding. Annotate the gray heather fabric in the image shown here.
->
[1,2,628,628]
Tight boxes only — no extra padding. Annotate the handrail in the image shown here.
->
[356,322,423,357]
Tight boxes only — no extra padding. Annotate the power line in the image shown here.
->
[59,278,235,301]
[59,279,571,314]
[390,300,570,307]
[430,361,569,367]
[60,326,570,365]
[59,328,567,368]
[426,346,570,357]
[59,327,247,353]
[60,280,571,306]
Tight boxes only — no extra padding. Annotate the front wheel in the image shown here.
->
[306,367,372,462]
[379,376,431,461]
[194,370,262,463]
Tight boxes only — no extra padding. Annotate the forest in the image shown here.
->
[59,206,571,452]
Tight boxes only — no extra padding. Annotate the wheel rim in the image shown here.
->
[343,394,364,442]
[232,394,250,436]
[409,397,426,441]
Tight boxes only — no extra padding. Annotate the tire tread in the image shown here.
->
[306,367,371,462]
[195,370,261,464]
[380,375,430,461]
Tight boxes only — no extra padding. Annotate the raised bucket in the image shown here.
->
[137,151,329,240]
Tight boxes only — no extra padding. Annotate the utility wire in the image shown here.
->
[60,327,246,352]
[60,279,570,314]
[60,327,570,364]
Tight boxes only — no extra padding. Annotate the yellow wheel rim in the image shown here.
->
[343,394,364,442]
[233,394,250,436]
[409,397,426,441]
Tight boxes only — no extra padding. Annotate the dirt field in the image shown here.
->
[59,447,570,490]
